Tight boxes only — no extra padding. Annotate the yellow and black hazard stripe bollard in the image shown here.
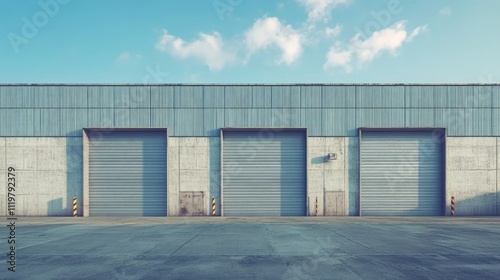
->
[315,197,318,216]
[451,196,455,216]
[73,197,77,217]
[212,197,216,216]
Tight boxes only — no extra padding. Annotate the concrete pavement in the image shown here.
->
[0,218,499,279]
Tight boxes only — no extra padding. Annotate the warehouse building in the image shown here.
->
[0,84,499,217]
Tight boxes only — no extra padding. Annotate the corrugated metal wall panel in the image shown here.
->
[405,86,435,108]
[465,109,492,136]
[360,131,444,216]
[39,109,87,136]
[225,109,247,127]
[34,86,59,108]
[322,86,356,108]
[203,86,225,108]
[225,86,253,108]
[58,86,88,108]
[88,109,114,127]
[322,109,356,136]
[356,109,405,127]
[271,108,301,127]
[223,130,306,216]
[472,86,493,108]
[300,109,322,136]
[151,86,174,108]
[204,109,225,136]
[113,86,131,108]
[88,87,114,108]
[174,86,203,108]
[114,109,150,127]
[247,109,273,127]
[0,109,39,136]
[434,86,448,107]
[0,86,35,108]
[434,108,466,136]
[446,86,474,108]
[405,109,434,127]
[493,86,500,107]
[300,86,322,108]
[129,86,151,108]
[173,109,204,136]
[252,86,272,108]
[271,86,301,108]
[150,109,175,128]
[89,131,167,216]
[356,85,405,108]
[493,109,500,135]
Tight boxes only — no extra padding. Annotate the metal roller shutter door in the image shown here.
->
[223,130,307,216]
[360,131,444,216]
[89,131,167,216]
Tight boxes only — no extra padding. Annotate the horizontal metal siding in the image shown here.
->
[360,131,444,216]
[89,131,167,216]
[223,131,306,216]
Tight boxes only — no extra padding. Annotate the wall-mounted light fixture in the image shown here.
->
[325,153,337,162]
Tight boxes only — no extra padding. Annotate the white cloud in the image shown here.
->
[439,6,452,16]
[406,24,428,42]
[324,21,428,72]
[323,42,352,72]
[117,52,131,61]
[324,24,342,37]
[244,17,303,65]
[155,30,236,71]
[297,0,350,22]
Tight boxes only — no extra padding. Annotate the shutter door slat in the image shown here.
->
[360,131,444,216]
[89,131,167,216]
[223,131,306,216]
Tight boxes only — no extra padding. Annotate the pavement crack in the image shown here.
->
[168,225,208,256]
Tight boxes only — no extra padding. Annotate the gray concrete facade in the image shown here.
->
[1,135,498,216]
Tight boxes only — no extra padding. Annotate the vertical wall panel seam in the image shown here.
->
[404,86,407,127]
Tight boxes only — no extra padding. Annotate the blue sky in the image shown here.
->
[1,0,499,83]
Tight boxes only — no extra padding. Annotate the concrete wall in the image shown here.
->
[446,137,498,216]
[1,136,498,217]
[0,137,83,216]
[307,137,359,216]
[167,137,218,216]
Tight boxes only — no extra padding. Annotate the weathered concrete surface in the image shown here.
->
[446,137,498,216]
[168,137,212,216]
[1,218,499,279]
[0,137,83,216]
